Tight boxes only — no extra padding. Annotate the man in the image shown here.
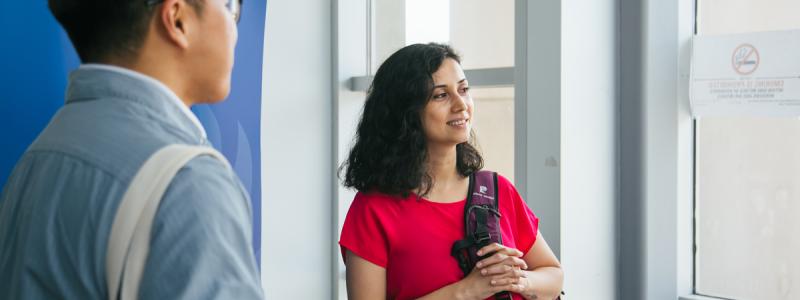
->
[0,0,263,298]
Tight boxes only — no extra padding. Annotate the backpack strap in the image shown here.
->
[106,144,230,300]
[468,170,501,247]
[451,170,512,300]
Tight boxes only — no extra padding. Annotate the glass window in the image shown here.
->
[695,1,800,299]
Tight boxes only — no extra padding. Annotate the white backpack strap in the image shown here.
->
[106,144,230,300]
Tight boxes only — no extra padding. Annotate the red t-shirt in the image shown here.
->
[339,174,539,300]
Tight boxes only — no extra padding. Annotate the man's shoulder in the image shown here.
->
[157,154,251,222]
[28,101,195,182]
[174,154,242,190]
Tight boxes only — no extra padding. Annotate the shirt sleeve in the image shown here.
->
[339,192,390,268]
[498,174,540,255]
[137,155,263,300]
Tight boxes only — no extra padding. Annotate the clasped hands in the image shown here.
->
[457,243,530,300]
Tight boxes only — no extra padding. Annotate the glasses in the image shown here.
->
[146,0,243,24]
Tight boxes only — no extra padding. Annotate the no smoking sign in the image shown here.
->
[732,43,760,75]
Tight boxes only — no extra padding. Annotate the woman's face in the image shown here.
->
[421,58,473,147]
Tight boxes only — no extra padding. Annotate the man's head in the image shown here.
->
[49,0,241,104]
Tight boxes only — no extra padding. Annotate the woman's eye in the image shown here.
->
[459,87,470,94]
[433,93,448,100]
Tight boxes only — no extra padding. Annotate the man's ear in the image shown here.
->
[157,0,191,49]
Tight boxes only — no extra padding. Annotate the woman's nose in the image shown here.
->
[452,93,468,112]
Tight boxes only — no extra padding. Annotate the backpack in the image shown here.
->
[106,145,230,300]
[450,170,513,300]
[451,170,564,300]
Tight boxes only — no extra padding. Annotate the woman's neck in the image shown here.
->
[427,144,458,182]
[423,144,468,202]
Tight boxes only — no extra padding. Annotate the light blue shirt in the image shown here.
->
[0,65,263,299]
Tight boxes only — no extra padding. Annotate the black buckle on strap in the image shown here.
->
[473,230,491,244]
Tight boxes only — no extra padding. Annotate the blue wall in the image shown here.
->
[0,1,80,186]
[0,1,265,263]
[193,0,267,264]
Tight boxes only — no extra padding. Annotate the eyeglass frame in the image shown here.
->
[145,0,243,24]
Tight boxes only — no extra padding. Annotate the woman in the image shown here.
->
[339,43,563,300]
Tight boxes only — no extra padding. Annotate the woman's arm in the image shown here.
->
[486,231,564,300]
[416,266,527,300]
[345,250,526,300]
[345,250,387,300]
[476,231,563,300]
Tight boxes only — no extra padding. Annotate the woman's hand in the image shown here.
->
[418,234,563,300]
[453,243,529,300]
[475,243,529,288]
[455,264,525,300]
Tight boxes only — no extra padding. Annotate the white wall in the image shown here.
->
[260,0,332,297]
[561,0,618,298]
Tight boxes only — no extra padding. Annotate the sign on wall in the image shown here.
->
[690,30,800,117]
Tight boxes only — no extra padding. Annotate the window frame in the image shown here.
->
[618,0,696,298]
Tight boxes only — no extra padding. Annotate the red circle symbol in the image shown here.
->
[731,43,760,75]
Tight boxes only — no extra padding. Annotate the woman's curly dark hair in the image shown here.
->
[340,43,483,197]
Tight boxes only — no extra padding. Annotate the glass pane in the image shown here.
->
[697,0,800,35]
[696,117,800,300]
[696,1,800,299]
[471,87,515,182]
[372,0,515,72]
[405,0,450,46]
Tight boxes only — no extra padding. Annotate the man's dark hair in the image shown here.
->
[339,43,484,197]
[48,0,203,62]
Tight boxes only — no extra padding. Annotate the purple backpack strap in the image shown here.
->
[466,170,502,247]
[451,170,512,300]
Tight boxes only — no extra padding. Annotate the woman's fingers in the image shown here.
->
[476,253,528,271]
[488,273,526,286]
[471,243,530,296]
[480,263,510,276]
[490,282,526,294]
[483,265,527,279]
[477,243,524,258]
[476,251,507,269]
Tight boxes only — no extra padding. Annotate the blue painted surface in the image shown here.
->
[0,1,266,264]
[0,2,79,186]
[193,0,267,264]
